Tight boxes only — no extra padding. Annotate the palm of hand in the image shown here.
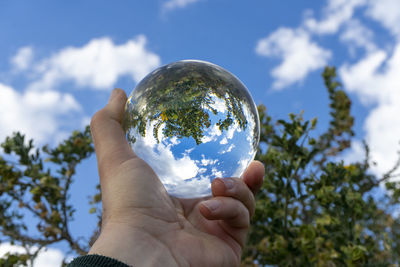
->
[100,157,255,267]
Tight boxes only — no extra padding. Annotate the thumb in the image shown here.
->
[90,89,136,178]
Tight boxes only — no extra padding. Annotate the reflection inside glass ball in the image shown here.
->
[122,60,259,198]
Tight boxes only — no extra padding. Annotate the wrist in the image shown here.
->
[89,223,180,267]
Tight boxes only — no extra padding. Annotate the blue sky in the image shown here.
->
[1,0,400,264]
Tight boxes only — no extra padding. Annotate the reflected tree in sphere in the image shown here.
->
[123,60,259,198]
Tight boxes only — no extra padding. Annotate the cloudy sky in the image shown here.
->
[1,0,400,264]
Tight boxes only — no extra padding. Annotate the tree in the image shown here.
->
[0,127,96,266]
[0,66,400,266]
[242,67,400,266]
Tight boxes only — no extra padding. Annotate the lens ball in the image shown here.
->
[123,60,259,198]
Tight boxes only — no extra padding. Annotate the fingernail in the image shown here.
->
[222,178,234,190]
[203,200,221,212]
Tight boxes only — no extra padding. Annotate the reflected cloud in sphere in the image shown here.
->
[123,60,259,198]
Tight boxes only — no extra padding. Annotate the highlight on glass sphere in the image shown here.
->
[122,60,260,198]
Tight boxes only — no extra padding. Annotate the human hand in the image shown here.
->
[89,89,265,267]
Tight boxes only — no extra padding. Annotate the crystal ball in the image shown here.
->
[122,60,259,198]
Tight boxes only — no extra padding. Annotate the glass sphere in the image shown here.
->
[122,60,259,198]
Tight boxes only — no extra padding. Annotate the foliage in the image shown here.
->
[123,61,252,145]
[0,66,400,266]
[242,67,400,266]
[0,127,94,265]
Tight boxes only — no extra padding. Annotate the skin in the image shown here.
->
[88,88,265,267]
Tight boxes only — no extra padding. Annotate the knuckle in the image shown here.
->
[237,204,250,225]
[231,200,248,217]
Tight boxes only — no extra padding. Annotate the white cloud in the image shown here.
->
[208,93,227,113]
[130,121,200,193]
[343,140,365,165]
[226,122,240,139]
[28,35,161,91]
[256,28,331,89]
[200,156,218,167]
[340,50,388,104]
[133,131,214,197]
[232,158,250,178]
[11,46,34,71]
[366,0,400,38]
[0,243,64,267]
[255,0,374,90]
[0,83,81,144]
[162,0,201,12]
[211,167,223,178]
[171,175,211,199]
[219,137,228,145]
[340,19,376,54]
[219,143,235,154]
[303,0,400,39]
[339,44,400,177]
[1,35,160,144]
[201,124,222,143]
[254,0,400,182]
[304,0,366,35]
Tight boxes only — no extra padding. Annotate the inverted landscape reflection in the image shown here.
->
[123,60,259,198]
